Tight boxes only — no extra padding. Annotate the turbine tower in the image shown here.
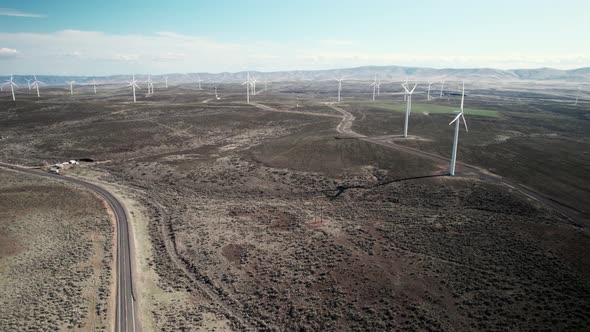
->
[3,75,18,101]
[335,76,344,102]
[427,81,433,101]
[449,82,468,176]
[92,79,98,94]
[440,80,445,98]
[242,72,253,104]
[165,77,168,89]
[66,81,75,95]
[30,75,44,97]
[377,79,381,96]
[369,74,377,101]
[401,83,418,138]
[25,78,32,91]
[127,74,141,103]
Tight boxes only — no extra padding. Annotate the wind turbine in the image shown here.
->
[165,76,168,88]
[242,72,252,104]
[25,78,32,91]
[401,83,418,138]
[377,79,381,96]
[30,75,44,97]
[440,80,445,98]
[575,86,581,106]
[66,81,75,95]
[251,77,257,96]
[197,75,203,90]
[369,74,377,101]
[92,79,98,94]
[3,75,18,101]
[146,75,154,95]
[427,81,433,101]
[127,74,141,103]
[449,82,468,176]
[335,76,344,102]
[404,77,408,101]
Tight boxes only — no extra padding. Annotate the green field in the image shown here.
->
[349,101,499,117]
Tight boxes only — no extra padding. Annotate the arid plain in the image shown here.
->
[1,79,589,331]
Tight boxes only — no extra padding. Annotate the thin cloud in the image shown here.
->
[0,8,45,18]
[0,30,586,74]
[0,47,18,58]
[319,40,355,46]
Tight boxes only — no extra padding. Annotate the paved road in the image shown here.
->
[0,163,139,332]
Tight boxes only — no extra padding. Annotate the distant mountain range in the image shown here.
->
[3,66,589,86]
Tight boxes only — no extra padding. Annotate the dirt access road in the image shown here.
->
[0,163,140,332]
[251,102,588,227]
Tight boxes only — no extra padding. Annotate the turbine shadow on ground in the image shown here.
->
[323,173,447,199]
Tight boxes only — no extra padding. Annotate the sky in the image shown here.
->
[0,0,588,75]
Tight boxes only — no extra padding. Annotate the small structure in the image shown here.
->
[54,163,64,169]
[48,168,60,174]
[69,160,79,165]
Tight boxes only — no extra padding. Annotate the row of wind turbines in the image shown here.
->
[0,71,501,177]
[1,73,207,101]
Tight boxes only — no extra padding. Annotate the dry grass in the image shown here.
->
[0,169,114,331]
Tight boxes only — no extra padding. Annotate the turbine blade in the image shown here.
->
[449,113,462,125]
[461,113,468,131]
[410,84,417,93]
[461,83,465,110]
[401,84,410,94]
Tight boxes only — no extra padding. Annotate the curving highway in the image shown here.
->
[0,163,139,332]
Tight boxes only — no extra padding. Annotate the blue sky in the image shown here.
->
[0,0,588,75]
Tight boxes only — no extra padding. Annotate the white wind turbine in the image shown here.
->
[401,82,418,138]
[3,75,18,101]
[127,74,141,103]
[449,82,468,176]
[369,74,378,101]
[427,81,433,101]
[335,76,344,102]
[25,78,32,91]
[440,80,445,98]
[146,75,154,95]
[165,76,168,89]
[377,79,381,96]
[66,81,75,95]
[196,75,203,90]
[404,77,408,101]
[242,72,253,104]
[30,75,44,97]
[251,76,257,95]
[574,86,581,106]
[92,79,98,94]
